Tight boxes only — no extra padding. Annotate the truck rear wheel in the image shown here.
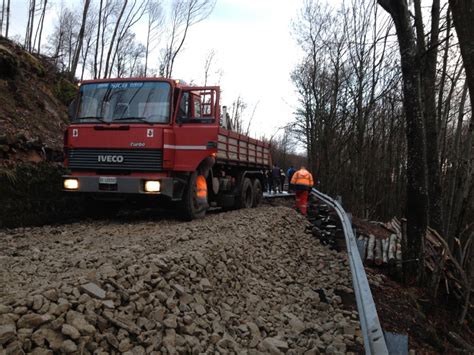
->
[252,179,262,207]
[181,171,206,221]
[235,177,254,209]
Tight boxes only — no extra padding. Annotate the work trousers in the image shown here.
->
[295,190,309,215]
[272,177,281,193]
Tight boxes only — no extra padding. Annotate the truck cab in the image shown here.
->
[63,77,269,219]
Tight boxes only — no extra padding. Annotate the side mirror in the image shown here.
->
[68,98,78,120]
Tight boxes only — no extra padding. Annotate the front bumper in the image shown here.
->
[62,175,174,198]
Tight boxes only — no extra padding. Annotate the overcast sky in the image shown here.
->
[9,0,314,139]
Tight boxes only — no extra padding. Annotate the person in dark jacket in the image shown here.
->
[287,166,296,192]
[266,169,273,193]
[271,164,281,194]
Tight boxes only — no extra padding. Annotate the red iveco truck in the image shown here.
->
[63,77,271,219]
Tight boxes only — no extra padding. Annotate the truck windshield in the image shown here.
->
[74,81,171,124]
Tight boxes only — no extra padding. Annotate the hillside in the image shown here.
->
[0,37,76,164]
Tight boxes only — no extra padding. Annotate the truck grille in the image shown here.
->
[67,148,163,172]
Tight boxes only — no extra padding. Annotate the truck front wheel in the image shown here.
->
[181,171,207,221]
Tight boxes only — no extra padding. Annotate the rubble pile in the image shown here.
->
[0,207,361,354]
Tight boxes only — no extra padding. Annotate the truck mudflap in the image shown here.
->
[62,175,174,198]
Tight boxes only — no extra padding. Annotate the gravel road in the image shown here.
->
[0,206,361,354]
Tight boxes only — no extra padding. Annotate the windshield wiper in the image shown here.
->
[77,116,109,124]
[113,117,153,125]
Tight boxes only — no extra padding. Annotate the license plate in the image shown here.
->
[99,176,117,184]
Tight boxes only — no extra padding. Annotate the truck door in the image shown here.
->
[172,87,219,171]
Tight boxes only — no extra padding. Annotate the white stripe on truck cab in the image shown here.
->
[163,144,208,150]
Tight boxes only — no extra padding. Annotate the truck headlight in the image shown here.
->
[64,178,79,190]
[144,180,160,192]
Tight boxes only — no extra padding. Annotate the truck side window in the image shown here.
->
[179,89,215,124]
[178,92,189,120]
[193,96,201,117]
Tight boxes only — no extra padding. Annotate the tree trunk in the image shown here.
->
[5,0,9,38]
[70,0,91,80]
[104,0,128,78]
[446,82,468,246]
[378,0,428,282]
[1,0,5,36]
[450,0,474,108]
[423,0,443,234]
[93,0,103,79]
[36,0,47,54]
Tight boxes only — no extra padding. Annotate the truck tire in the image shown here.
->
[181,171,206,221]
[235,177,254,209]
[252,179,262,207]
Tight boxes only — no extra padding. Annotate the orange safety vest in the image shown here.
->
[290,169,314,190]
[196,175,208,202]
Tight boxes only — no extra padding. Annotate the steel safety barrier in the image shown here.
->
[310,188,389,355]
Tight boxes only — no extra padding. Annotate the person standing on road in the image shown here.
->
[287,165,295,191]
[280,169,286,192]
[266,169,273,193]
[272,164,281,194]
[290,166,314,215]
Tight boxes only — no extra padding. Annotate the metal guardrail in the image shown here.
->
[310,188,389,355]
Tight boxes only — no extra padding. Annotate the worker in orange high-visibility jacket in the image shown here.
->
[195,155,215,211]
[196,175,208,208]
[290,166,314,215]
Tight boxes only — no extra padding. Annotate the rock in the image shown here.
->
[344,325,356,336]
[79,282,106,299]
[193,304,206,316]
[163,314,177,329]
[199,278,212,291]
[66,311,95,335]
[32,295,44,311]
[31,328,64,350]
[163,328,176,349]
[61,324,80,340]
[193,252,207,266]
[60,339,78,353]
[289,316,306,334]
[101,300,115,309]
[0,305,13,314]
[43,289,59,302]
[172,284,186,295]
[0,324,16,345]
[262,337,289,352]
[17,313,53,329]
[119,338,133,352]
[30,348,53,355]
[105,332,120,349]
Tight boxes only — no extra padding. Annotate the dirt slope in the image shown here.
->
[0,206,362,354]
[0,37,76,163]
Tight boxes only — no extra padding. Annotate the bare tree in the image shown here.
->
[5,0,9,38]
[108,0,147,77]
[377,0,428,281]
[24,0,37,51]
[93,0,103,79]
[103,0,129,78]
[70,0,91,79]
[162,0,215,78]
[449,0,474,110]
[32,0,48,54]
[144,0,164,76]
[203,49,215,86]
[0,0,4,36]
